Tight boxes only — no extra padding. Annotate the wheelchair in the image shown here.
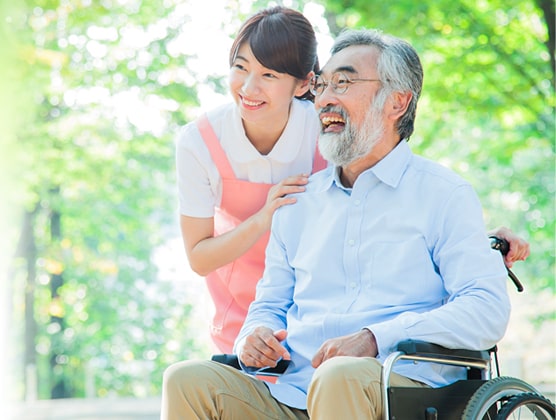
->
[213,237,555,419]
[382,339,554,419]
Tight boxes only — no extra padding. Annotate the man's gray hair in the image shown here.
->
[331,28,423,140]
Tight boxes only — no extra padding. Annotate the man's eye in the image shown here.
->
[335,78,349,87]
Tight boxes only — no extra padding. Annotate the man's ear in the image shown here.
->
[389,91,412,119]
[295,71,315,97]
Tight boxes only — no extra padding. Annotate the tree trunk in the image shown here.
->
[536,0,555,87]
[12,206,39,400]
[49,187,69,398]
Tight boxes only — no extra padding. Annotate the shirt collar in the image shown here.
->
[318,139,412,192]
[368,139,412,188]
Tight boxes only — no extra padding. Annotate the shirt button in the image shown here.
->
[348,239,355,246]
[350,282,357,288]
[354,199,361,206]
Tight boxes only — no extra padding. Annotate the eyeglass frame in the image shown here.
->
[309,71,383,96]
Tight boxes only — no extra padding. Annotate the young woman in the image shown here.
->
[175,6,530,354]
[176,6,325,353]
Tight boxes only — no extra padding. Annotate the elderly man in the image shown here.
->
[161,28,511,419]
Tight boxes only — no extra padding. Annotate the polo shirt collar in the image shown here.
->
[225,100,305,164]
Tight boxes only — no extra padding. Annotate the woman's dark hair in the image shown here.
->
[229,6,319,101]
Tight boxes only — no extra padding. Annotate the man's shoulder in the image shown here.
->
[410,154,470,188]
[306,166,334,192]
[275,168,333,218]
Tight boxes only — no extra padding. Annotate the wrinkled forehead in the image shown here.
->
[321,45,379,77]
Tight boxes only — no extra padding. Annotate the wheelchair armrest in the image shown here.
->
[211,354,241,370]
[211,354,291,376]
[395,339,491,363]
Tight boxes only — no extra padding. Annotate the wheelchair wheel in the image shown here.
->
[495,392,555,419]
[462,376,539,419]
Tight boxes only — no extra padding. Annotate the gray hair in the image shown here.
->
[331,29,423,140]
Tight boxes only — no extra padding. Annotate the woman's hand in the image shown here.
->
[489,226,530,268]
[256,174,309,229]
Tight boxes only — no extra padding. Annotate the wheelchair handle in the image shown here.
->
[489,236,524,292]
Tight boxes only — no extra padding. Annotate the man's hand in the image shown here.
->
[239,327,290,369]
[489,226,530,268]
[311,329,378,369]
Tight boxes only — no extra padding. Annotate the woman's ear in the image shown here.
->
[294,71,315,97]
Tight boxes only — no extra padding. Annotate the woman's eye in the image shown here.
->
[263,73,277,79]
[233,63,246,71]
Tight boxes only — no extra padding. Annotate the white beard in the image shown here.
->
[319,103,385,167]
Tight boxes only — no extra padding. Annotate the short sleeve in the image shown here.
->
[175,122,221,217]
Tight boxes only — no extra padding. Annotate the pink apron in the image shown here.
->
[196,114,326,353]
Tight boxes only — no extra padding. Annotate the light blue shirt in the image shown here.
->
[235,140,510,410]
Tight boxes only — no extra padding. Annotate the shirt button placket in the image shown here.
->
[344,195,362,297]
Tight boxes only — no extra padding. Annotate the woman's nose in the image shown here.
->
[241,74,260,95]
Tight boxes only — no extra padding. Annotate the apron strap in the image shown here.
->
[196,113,236,179]
[312,142,327,173]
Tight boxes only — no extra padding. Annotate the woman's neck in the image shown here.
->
[243,111,290,155]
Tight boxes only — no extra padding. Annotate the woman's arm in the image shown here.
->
[181,174,309,276]
[488,226,530,268]
[180,213,266,276]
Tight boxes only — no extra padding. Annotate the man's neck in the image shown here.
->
[339,136,400,187]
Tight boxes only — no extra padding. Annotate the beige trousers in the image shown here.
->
[160,356,428,420]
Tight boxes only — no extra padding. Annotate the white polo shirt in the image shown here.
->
[176,99,321,218]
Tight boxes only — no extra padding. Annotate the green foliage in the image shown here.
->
[7,0,209,400]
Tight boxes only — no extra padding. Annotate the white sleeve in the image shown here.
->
[175,123,221,217]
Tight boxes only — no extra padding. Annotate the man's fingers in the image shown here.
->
[311,349,324,369]
[243,328,289,367]
[311,342,333,368]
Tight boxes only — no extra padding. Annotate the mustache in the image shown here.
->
[319,106,348,121]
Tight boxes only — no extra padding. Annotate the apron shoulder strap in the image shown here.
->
[312,141,327,173]
[196,114,236,179]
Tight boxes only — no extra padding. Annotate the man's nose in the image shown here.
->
[314,85,339,110]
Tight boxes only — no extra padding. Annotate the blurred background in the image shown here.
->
[1,0,554,418]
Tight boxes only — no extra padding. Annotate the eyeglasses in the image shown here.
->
[309,72,382,96]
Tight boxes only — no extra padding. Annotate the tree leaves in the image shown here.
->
[7,0,210,399]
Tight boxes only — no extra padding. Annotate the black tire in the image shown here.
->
[495,392,555,420]
[462,376,540,419]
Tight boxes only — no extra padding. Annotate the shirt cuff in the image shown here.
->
[368,318,408,358]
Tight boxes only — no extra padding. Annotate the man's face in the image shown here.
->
[314,45,386,167]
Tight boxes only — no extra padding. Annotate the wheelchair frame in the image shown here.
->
[382,340,491,419]
[381,340,554,419]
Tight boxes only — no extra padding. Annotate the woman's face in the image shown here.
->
[229,43,309,126]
